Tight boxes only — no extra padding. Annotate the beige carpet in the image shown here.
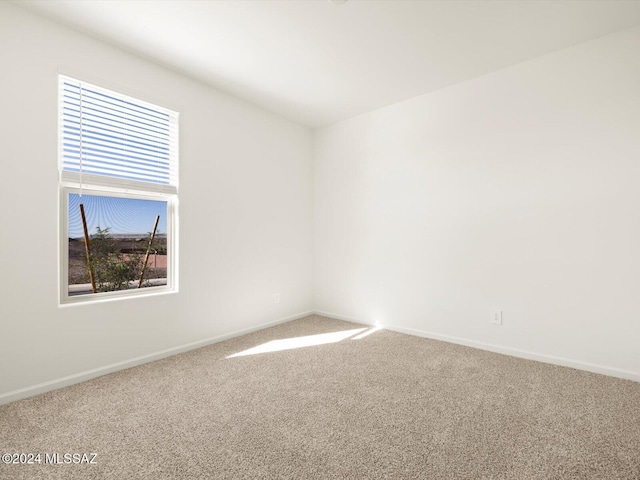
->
[1,315,639,479]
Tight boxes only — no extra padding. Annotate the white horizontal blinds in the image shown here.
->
[60,75,178,193]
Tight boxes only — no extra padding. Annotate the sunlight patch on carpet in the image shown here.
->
[351,326,381,340]
[226,328,367,358]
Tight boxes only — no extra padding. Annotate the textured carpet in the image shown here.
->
[1,315,639,479]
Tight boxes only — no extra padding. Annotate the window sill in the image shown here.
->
[59,284,177,307]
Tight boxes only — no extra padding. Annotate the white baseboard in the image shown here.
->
[0,311,314,406]
[313,310,640,383]
[4,309,636,406]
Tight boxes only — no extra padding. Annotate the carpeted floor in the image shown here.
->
[1,315,639,479]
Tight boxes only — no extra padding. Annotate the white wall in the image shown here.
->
[0,3,313,400]
[314,26,640,380]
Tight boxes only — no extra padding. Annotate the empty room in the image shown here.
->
[1,0,639,478]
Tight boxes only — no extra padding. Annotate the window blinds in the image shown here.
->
[60,75,178,194]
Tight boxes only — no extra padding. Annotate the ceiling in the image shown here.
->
[16,0,640,127]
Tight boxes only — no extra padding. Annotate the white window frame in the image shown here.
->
[58,75,179,305]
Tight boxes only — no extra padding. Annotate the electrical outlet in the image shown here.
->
[273,293,280,304]
[491,310,502,325]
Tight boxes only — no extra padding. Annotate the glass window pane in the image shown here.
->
[68,193,168,297]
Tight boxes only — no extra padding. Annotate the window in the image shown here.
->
[59,75,179,304]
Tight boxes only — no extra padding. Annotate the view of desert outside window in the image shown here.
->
[68,193,168,296]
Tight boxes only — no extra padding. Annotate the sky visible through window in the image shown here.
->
[68,193,167,239]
